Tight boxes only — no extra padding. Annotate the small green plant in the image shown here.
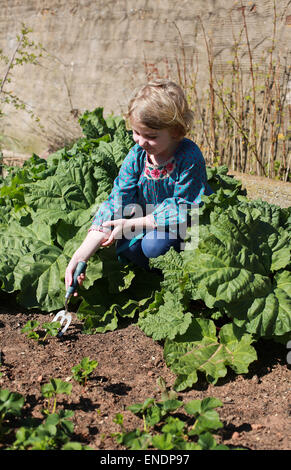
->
[113,412,125,432]
[0,385,92,450]
[21,320,61,342]
[113,391,231,450]
[71,357,98,388]
[21,320,40,341]
[41,378,72,414]
[42,321,62,341]
[9,408,92,450]
[10,409,73,450]
[156,376,178,401]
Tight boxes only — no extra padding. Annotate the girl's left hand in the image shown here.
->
[101,215,155,247]
[100,219,128,247]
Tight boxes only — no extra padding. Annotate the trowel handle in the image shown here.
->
[66,261,87,298]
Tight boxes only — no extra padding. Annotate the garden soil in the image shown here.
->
[0,172,290,451]
[0,301,290,451]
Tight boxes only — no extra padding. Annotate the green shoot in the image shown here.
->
[21,320,61,342]
[21,320,40,341]
[41,378,72,414]
[114,395,232,450]
[71,357,98,388]
[42,321,62,341]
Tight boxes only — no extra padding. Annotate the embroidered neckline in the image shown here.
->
[144,155,176,180]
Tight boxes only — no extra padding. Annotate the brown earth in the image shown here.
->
[0,169,290,452]
[0,297,290,452]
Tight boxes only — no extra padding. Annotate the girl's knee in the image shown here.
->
[141,238,162,258]
[141,231,181,258]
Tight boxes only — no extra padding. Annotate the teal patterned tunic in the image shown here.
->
[91,138,213,249]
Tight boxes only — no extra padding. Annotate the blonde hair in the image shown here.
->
[126,79,194,138]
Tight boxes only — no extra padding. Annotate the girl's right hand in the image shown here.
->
[65,260,86,295]
[64,228,111,294]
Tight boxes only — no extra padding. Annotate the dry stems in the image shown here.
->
[143,1,290,181]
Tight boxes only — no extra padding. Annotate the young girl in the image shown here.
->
[65,79,213,291]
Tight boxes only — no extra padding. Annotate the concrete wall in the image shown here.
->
[0,0,290,155]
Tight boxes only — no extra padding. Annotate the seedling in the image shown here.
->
[21,320,61,342]
[1,386,92,450]
[71,357,98,388]
[113,395,231,450]
[10,409,74,450]
[41,378,72,414]
[9,408,93,450]
[127,396,183,432]
[184,397,224,436]
[21,320,40,341]
[42,322,62,341]
[113,413,125,432]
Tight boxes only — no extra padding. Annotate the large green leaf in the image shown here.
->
[78,108,110,139]
[228,270,291,337]
[24,159,98,212]
[0,220,55,295]
[235,200,291,271]
[77,261,160,333]
[206,165,245,195]
[150,248,188,296]
[138,291,192,340]
[77,300,119,334]
[99,247,136,294]
[13,247,68,311]
[164,318,257,391]
[0,219,103,311]
[156,203,291,338]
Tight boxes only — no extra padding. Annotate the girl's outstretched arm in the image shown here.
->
[65,230,109,293]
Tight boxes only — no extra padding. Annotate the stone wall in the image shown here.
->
[0,0,290,155]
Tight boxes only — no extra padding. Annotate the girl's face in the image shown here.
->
[131,121,180,160]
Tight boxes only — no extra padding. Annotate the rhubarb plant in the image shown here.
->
[0,107,290,390]
[141,197,291,389]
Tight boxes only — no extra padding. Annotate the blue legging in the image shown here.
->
[116,230,183,269]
